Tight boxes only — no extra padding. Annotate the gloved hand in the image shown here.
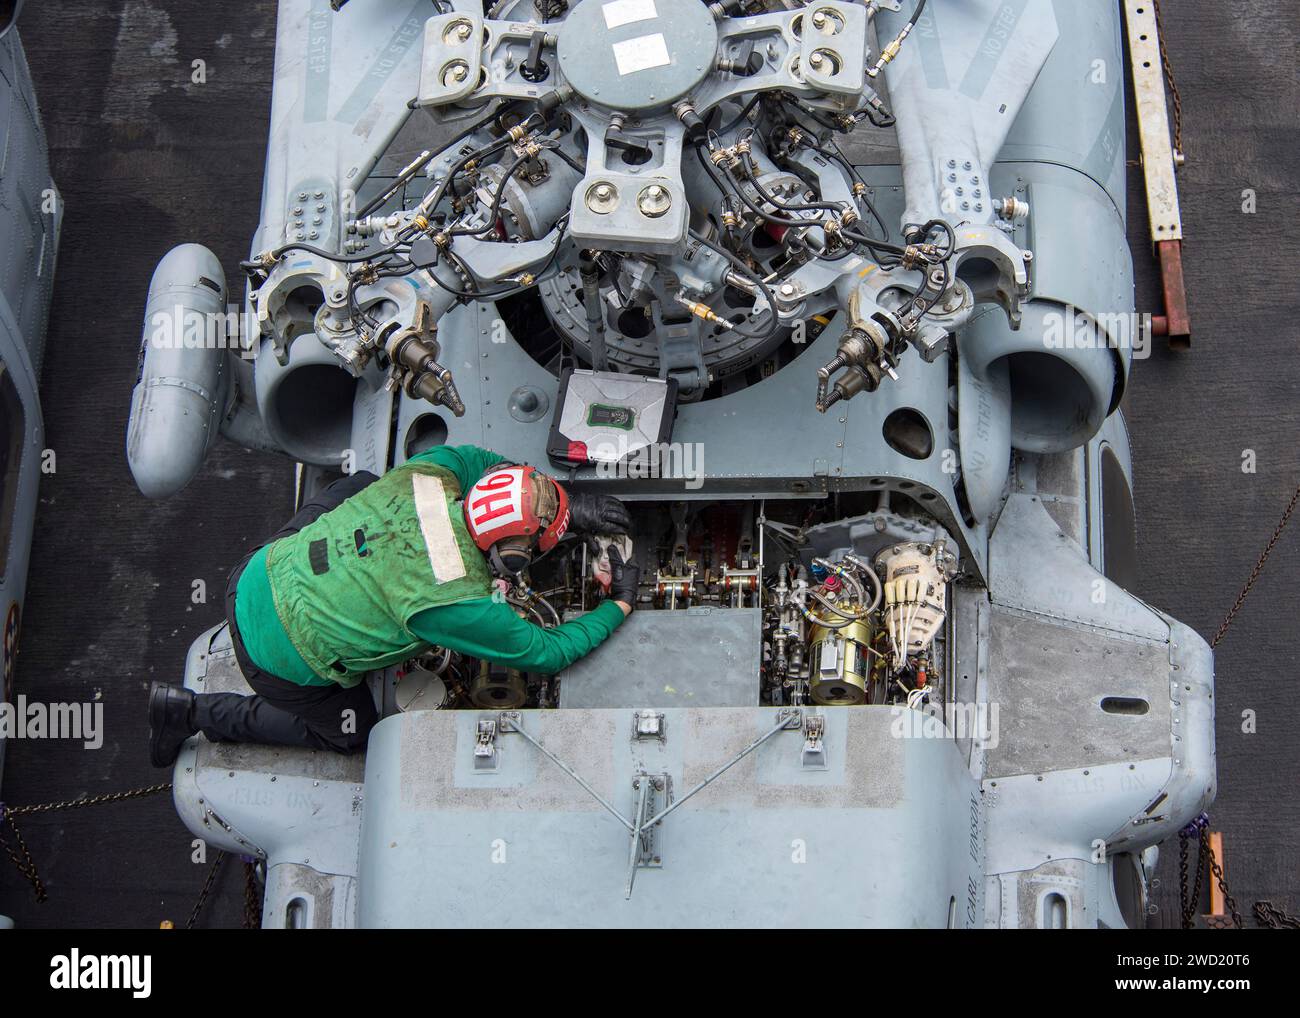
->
[568,493,632,535]
[608,545,640,609]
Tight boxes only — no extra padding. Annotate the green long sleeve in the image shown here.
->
[409,598,626,675]
[407,444,507,493]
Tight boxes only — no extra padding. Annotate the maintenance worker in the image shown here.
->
[147,445,637,765]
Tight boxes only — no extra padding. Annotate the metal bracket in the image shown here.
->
[625,773,670,897]
[633,709,666,743]
[802,713,828,769]
[473,717,500,771]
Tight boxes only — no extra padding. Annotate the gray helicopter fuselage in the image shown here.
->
[132,0,1213,928]
[0,6,62,787]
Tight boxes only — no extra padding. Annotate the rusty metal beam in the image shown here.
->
[1151,239,1191,349]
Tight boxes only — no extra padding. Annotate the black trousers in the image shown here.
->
[191,471,381,753]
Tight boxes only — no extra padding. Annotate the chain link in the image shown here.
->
[1,781,259,927]
[185,851,227,930]
[242,857,263,929]
[1202,826,1243,929]
[0,783,173,903]
[1212,482,1300,649]
[3,782,173,818]
[1176,814,1243,929]
[1177,831,1192,929]
[0,817,47,903]
[1254,900,1300,929]
[1150,0,1183,157]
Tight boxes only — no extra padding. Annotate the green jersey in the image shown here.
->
[233,445,625,686]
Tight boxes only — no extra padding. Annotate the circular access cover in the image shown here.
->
[557,0,719,112]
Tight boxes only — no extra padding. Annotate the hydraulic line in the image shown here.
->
[578,251,610,371]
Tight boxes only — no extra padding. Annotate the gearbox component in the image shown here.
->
[808,614,874,706]
[876,540,957,669]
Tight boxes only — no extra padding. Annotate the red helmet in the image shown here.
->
[463,465,569,570]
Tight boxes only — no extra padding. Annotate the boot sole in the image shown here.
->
[148,681,185,768]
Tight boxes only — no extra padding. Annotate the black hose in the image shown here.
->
[694,144,807,229]
[740,162,843,217]
[450,150,532,238]
[415,135,513,229]
[716,94,761,137]
[422,217,571,303]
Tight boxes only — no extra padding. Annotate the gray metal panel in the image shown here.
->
[984,607,1171,779]
[998,0,1128,216]
[252,0,424,257]
[356,707,984,928]
[173,624,370,909]
[558,607,761,708]
[0,23,55,785]
[988,491,1170,643]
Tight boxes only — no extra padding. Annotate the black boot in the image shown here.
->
[149,682,197,767]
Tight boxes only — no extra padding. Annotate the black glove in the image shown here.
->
[608,545,640,609]
[568,493,632,535]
